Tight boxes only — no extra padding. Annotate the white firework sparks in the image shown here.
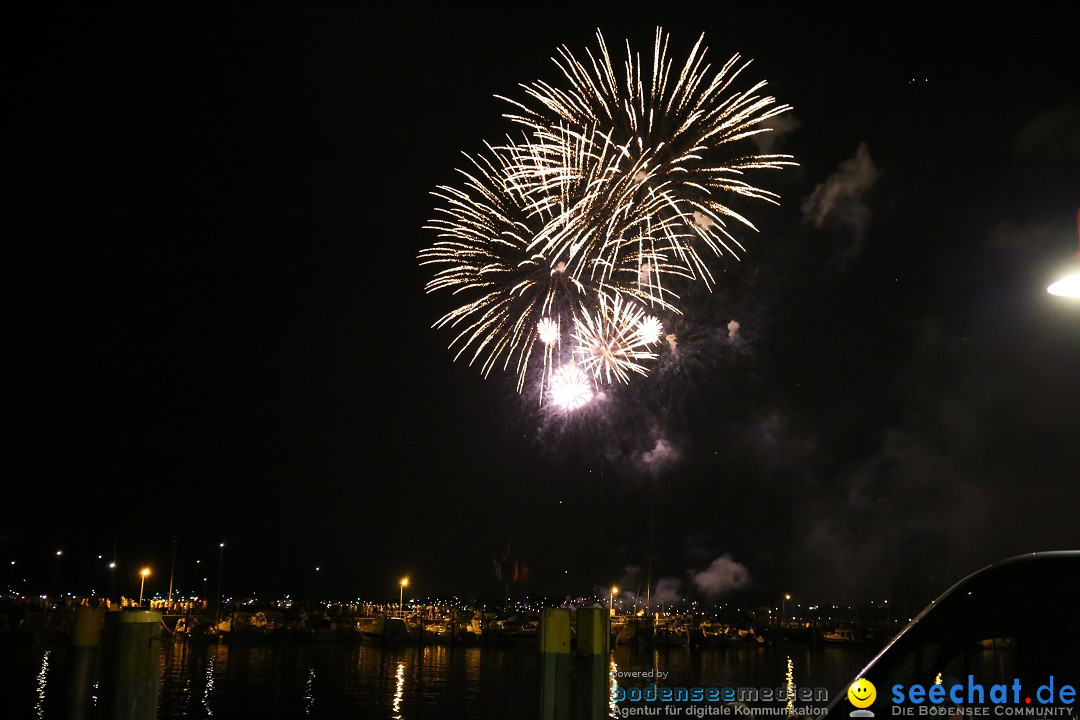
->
[572,293,658,384]
[420,143,591,393]
[537,317,560,344]
[550,363,593,410]
[637,315,664,345]
[420,141,677,399]
[500,27,796,291]
[420,28,795,402]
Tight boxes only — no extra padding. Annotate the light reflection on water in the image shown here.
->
[609,659,620,718]
[157,640,541,719]
[4,640,871,719]
[785,656,795,716]
[305,667,315,716]
[35,649,50,720]
[391,661,404,719]
[203,654,215,717]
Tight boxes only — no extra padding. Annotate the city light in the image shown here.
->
[139,567,151,607]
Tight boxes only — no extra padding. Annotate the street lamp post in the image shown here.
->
[52,550,63,599]
[399,577,409,613]
[138,568,151,607]
[782,594,791,623]
[610,586,619,616]
[108,562,117,601]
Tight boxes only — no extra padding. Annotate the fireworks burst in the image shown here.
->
[420,27,795,406]
[572,293,659,385]
[420,141,675,397]
[637,315,664,345]
[537,317,560,344]
[500,27,796,291]
[549,363,594,410]
[420,143,595,393]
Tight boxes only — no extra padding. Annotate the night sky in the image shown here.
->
[6,3,1079,611]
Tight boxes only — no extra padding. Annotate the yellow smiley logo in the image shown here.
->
[848,678,876,708]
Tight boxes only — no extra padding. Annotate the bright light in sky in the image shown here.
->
[1048,272,1080,298]
[550,364,592,410]
[538,318,559,345]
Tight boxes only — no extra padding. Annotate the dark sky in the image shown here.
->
[5,3,1079,611]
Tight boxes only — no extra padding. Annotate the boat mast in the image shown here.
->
[167,535,177,604]
[504,538,511,610]
[645,506,654,617]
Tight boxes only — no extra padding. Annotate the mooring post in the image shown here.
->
[539,607,610,719]
[98,609,162,720]
[573,607,610,719]
[538,607,572,719]
[62,605,104,720]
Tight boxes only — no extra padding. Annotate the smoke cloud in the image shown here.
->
[751,113,800,154]
[691,554,751,597]
[638,437,680,475]
[653,576,682,606]
[801,142,879,268]
[1012,103,1080,168]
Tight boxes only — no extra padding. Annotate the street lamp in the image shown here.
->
[109,562,117,600]
[399,577,409,612]
[783,594,791,622]
[1047,208,1080,298]
[52,550,63,598]
[138,568,151,607]
[610,586,619,616]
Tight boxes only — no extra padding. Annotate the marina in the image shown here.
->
[2,596,897,651]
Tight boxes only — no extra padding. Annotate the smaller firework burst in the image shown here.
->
[550,363,593,410]
[537,317,560,345]
[637,315,664,345]
[572,293,658,384]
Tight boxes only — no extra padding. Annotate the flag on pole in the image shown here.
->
[494,556,529,582]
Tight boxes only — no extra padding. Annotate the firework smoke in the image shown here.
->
[691,554,750,597]
[801,142,878,267]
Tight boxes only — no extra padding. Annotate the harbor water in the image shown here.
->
[4,637,874,719]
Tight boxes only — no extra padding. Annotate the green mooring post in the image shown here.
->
[62,605,105,720]
[539,608,572,719]
[572,608,610,719]
[540,608,610,720]
[98,609,162,720]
